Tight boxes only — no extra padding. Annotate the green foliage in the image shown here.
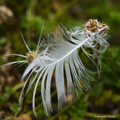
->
[0,95,7,102]
[68,96,88,120]
[100,47,120,89]
[0,0,120,120]
[10,103,19,113]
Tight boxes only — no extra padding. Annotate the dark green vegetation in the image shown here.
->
[0,0,120,120]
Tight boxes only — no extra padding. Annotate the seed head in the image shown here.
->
[85,19,109,36]
[26,51,38,63]
[85,19,98,32]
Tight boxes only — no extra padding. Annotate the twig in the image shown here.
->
[26,0,38,42]
[48,93,89,120]
[15,80,30,116]
[27,90,57,115]
[53,0,79,20]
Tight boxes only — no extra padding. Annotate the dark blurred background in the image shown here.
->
[0,0,120,120]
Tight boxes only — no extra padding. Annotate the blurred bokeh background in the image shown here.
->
[0,0,120,120]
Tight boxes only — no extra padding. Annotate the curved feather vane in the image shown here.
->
[21,19,109,116]
[0,19,109,117]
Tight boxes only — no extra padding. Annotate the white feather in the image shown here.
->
[1,20,109,117]
[22,23,109,116]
